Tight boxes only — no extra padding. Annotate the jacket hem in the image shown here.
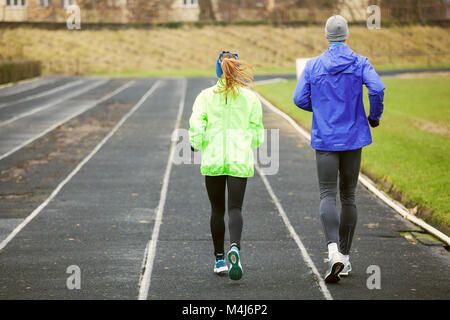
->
[311,141,371,152]
[200,167,254,178]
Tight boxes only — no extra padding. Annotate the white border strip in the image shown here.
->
[138,78,187,301]
[0,80,135,161]
[0,80,161,252]
[358,173,450,246]
[254,91,450,247]
[254,78,288,86]
[255,164,333,300]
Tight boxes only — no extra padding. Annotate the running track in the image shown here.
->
[0,76,448,300]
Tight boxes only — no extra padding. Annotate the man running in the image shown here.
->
[293,15,385,283]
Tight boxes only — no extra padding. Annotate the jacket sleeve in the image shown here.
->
[362,59,386,121]
[249,97,264,149]
[189,93,208,151]
[293,62,312,112]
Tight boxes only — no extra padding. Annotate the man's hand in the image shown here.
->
[368,116,380,128]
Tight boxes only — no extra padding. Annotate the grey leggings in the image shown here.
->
[315,148,361,255]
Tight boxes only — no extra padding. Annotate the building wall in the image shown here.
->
[27,0,59,22]
[336,0,369,22]
[0,0,29,22]
[211,0,267,22]
[166,0,200,22]
[0,0,132,23]
[6,0,442,24]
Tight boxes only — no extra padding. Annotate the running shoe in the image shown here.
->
[324,253,344,283]
[227,246,243,281]
[214,256,228,276]
[340,261,352,277]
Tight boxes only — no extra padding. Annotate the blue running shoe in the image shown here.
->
[227,246,243,281]
[214,256,228,276]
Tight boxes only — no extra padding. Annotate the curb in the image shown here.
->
[254,91,450,247]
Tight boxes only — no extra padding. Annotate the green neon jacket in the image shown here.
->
[189,80,264,178]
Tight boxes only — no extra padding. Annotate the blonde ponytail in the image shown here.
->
[215,58,254,99]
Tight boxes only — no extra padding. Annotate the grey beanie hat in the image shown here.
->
[325,15,349,42]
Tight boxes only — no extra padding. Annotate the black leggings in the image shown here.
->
[315,148,361,255]
[205,175,247,257]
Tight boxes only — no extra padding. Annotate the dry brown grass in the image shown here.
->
[1,25,449,75]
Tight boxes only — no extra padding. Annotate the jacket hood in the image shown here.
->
[322,44,357,75]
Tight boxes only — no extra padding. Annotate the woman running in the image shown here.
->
[189,51,264,280]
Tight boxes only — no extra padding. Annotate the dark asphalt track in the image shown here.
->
[0,75,448,300]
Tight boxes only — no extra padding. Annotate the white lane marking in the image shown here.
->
[254,91,311,142]
[255,91,450,247]
[138,78,187,301]
[0,78,85,110]
[0,80,134,162]
[254,77,288,85]
[255,164,333,300]
[0,80,161,252]
[0,77,55,96]
[0,79,108,127]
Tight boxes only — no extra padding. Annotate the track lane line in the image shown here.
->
[0,80,162,251]
[0,78,85,110]
[138,78,187,301]
[0,77,56,96]
[0,80,135,162]
[255,164,333,300]
[0,78,109,127]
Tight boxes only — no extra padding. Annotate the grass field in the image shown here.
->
[1,25,449,76]
[255,75,450,235]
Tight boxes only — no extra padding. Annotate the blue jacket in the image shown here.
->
[293,43,385,151]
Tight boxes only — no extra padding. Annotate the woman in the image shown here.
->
[189,51,264,281]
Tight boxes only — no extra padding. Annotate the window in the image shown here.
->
[39,0,53,7]
[6,0,27,6]
[61,0,75,8]
[182,0,198,8]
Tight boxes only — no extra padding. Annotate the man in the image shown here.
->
[293,15,385,283]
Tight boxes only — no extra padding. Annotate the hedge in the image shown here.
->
[0,60,42,85]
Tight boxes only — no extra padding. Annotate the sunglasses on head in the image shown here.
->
[219,51,239,60]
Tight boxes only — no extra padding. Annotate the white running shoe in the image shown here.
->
[324,252,344,283]
[340,261,352,276]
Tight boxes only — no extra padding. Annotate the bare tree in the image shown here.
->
[199,0,215,21]
[380,0,448,22]
[126,0,173,23]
